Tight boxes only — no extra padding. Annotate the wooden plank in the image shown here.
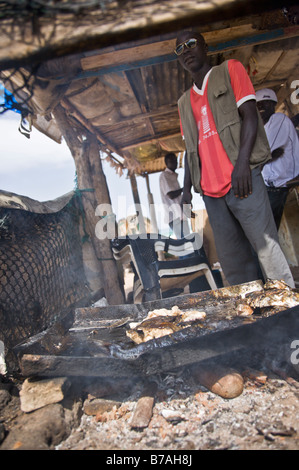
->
[61,98,123,157]
[136,305,299,376]
[81,40,175,71]
[121,131,183,151]
[79,21,285,72]
[95,105,177,126]
[208,25,299,53]
[76,26,299,79]
[73,280,264,326]
[61,96,143,172]
[20,354,141,378]
[19,304,299,378]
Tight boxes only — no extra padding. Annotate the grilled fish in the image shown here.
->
[237,279,299,316]
[126,306,206,344]
[126,316,180,344]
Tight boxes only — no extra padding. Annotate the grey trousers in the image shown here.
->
[203,168,295,287]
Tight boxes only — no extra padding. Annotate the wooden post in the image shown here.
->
[87,133,125,304]
[129,172,146,234]
[144,173,158,233]
[53,105,124,305]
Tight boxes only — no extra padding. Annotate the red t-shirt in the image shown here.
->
[182,59,256,197]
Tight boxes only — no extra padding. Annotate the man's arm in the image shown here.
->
[181,153,193,205]
[271,147,284,161]
[181,153,195,218]
[231,100,258,198]
[265,114,289,162]
[167,188,183,199]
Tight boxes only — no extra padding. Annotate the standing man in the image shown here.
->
[159,152,190,238]
[256,88,299,229]
[176,30,294,287]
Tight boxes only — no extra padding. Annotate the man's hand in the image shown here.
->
[232,100,258,198]
[181,189,195,218]
[181,188,192,206]
[181,153,195,217]
[167,188,183,200]
[271,147,284,161]
[231,158,252,199]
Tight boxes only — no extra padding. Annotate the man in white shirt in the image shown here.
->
[159,152,190,238]
[256,88,299,228]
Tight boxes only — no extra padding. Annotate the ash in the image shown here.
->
[56,365,299,451]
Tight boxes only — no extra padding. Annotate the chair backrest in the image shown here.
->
[112,236,161,296]
[111,233,210,300]
[111,233,205,266]
[154,232,203,257]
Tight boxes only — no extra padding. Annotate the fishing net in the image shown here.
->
[0,193,91,356]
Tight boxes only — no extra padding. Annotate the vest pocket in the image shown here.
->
[213,84,238,115]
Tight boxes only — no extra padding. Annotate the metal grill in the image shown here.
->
[0,196,90,354]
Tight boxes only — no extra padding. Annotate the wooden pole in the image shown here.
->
[87,133,125,304]
[129,172,146,234]
[144,173,158,233]
[53,105,124,305]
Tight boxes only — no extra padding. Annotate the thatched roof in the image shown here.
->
[1,0,298,175]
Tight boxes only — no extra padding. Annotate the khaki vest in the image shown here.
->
[178,61,271,194]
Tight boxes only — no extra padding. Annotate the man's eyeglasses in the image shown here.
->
[174,38,198,56]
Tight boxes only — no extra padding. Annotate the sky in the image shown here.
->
[1,110,204,232]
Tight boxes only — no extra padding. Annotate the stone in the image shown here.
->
[0,424,6,444]
[161,409,185,424]
[83,397,121,416]
[92,297,108,307]
[0,404,69,450]
[20,377,70,413]
[0,389,11,411]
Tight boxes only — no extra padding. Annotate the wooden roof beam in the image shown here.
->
[61,98,125,158]
[60,99,142,172]
[80,19,288,72]
[121,132,184,151]
[98,104,178,126]
[77,25,299,80]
